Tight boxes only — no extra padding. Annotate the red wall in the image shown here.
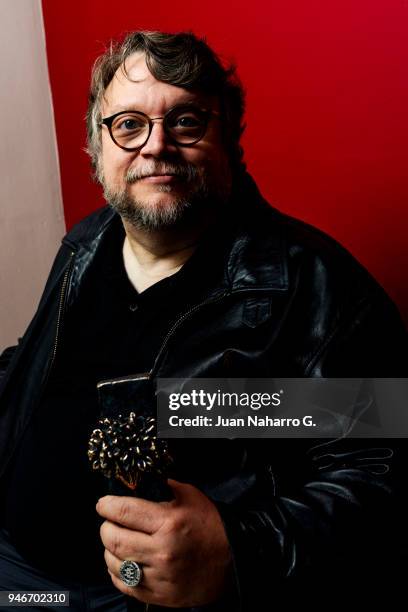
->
[41,0,408,324]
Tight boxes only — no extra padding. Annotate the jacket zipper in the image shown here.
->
[149,289,230,379]
[103,286,272,386]
[46,250,75,381]
[150,285,275,379]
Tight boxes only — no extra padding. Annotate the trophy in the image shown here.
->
[88,374,173,502]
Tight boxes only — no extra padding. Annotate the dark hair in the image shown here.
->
[86,30,246,177]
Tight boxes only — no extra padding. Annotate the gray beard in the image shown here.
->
[100,162,230,231]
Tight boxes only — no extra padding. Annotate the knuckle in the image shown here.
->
[110,530,123,557]
[100,521,122,557]
[167,512,186,533]
[117,500,130,524]
[156,548,177,568]
[99,520,108,542]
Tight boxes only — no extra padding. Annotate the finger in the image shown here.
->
[109,570,153,604]
[104,548,155,600]
[100,520,153,563]
[105,548,148,577]
[96,495,167,533]
[167,478,184,499]
[167,478,201,503]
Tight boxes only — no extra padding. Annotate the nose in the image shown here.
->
[139,118,176,157]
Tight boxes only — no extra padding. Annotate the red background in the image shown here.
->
[41,0,408,324]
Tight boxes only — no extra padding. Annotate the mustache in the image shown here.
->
[126,163,199,184]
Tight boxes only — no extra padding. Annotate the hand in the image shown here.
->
[96,479,233,608]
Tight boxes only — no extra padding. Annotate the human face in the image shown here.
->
[99,52,232,230]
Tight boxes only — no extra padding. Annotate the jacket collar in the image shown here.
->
[216,172,289,293]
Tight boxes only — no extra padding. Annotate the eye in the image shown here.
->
[167,107,205,131]
[112,114,146,133]
[121,119,140,130]
[174,115,201,128]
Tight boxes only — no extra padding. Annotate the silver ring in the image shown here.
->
[119,560,143,587]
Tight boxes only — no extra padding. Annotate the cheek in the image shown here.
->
[100,148,133,184]
[185,145,227,173]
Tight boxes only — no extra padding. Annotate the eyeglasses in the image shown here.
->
[100,104,220,151]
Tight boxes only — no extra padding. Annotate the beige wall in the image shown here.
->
[0,0,65,351]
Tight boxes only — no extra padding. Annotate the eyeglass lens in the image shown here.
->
[110,107,207,149]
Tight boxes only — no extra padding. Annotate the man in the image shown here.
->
[0,30,407,611]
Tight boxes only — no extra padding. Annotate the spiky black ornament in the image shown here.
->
[88,412,172,491]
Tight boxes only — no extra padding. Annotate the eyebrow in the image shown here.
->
[107,98,204,115]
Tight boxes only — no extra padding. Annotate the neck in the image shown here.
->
[123,208,215,258]
[121,214,216,292]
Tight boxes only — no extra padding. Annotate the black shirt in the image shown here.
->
[4,219,228,582]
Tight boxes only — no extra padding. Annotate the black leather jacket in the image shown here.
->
[1,173,407,609]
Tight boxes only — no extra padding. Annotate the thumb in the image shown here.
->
[167,478,200,504]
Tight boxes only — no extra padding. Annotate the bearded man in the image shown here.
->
[0,30,407,612]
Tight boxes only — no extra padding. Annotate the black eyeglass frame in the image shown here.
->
[100,104,220,151]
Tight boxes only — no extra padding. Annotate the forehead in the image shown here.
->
[102,52,214,115]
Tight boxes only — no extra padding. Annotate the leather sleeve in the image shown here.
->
[307,285,408,377]
[214,436,397,609]
[213,291,407,609]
